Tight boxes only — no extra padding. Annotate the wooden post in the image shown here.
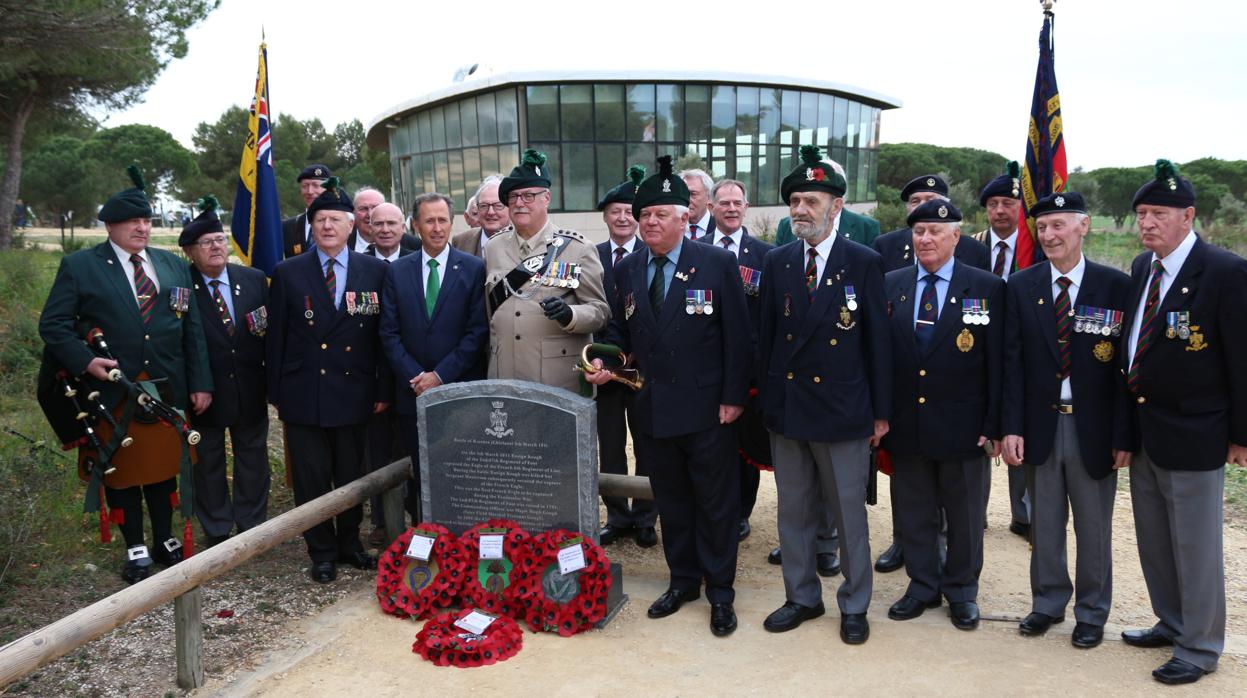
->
[382,482,407,547]
[598,472,653,500]
[174,587,203,689]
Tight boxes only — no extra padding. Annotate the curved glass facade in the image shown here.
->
[384,80,885,215]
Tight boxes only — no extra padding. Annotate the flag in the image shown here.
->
[231,41,283,276]
[1016,8,1067,269]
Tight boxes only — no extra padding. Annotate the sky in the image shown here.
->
[107,0,1247,172]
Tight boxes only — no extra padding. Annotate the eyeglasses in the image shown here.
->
[195,236,230,249]
[477,202,506,212]
[506,190,547,204]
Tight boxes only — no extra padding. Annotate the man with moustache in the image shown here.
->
[758,146,890,644]
[881,199,1003,631]
[705,178,775,544]
[484,150,608,394]
[268,178,392,583]
[585,155,750,637]
[1001,191,1132,649]
[1118,161,1247,685]
[680,168,716,241]
[870,174,992,574]
[594,166,657,548]
[975,162,1032,538]
[773,158,881,247]
[282,164,330,258]
[180,196,271,547]
[452,176,510,258]
[381,192,488,521]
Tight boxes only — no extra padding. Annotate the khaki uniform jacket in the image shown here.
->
[484,219,609,393]
[451,227,485,257]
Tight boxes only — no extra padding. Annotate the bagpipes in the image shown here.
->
[37,328,200,527]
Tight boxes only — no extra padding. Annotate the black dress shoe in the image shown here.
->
[599,524,632,546]
[647,588,700,618]
[763,600,826,632]
[1071,622,1104,649]
[1018,611,1064,636]
[710,602,737,637]
[337,551,376,570]
[950,601,980,630]
[151,538,184,567]
[634,526,658,548]
[816,552,841,577]
[1009,521,1030,538]
[738,518,751,541]
[1122,627,1173,648]
[311,561,336,583]
[888,595,940,620]
[120,553,153,585]
[840,613,869,644]
[767,547,783,565]
[1152,657,1208,685]
[875,542,904,573]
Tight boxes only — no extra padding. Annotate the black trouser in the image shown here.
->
[597,385,656,528]
[193,419,270,538]
[364,410,405,528]
[285,422,367,563]
[105,477,176,548]
[400,415,423,523]
[640,424,740,604]
[892,454,985,604]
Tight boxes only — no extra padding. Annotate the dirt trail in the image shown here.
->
[200,463,1247,696]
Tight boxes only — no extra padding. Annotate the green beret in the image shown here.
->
[178,195,225,246]
[781,145,847,204]
[1132,159,1197,209]
[499,149,552,203]
[631,156,690,220]
[98,165,153,223]
[597,165,646,211]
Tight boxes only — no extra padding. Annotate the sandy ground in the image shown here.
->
[199,462,1247,697]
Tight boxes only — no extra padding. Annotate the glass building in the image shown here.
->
[366,70,900,216]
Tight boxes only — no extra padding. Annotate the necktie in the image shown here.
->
[130,253,156,325]
[720,236,735,255]
[915,273,940,352]
[1055,276,1073,379]
[649,256,668,317]
[993,241,1009,278]
[324,258,337,306]
[1128,259,1166,393]
[689,224,699,239]
[805,248,819,300]
[366,243,377,257]
[613,246,626,267]
[210,280,234,337]
[426,259,440,319]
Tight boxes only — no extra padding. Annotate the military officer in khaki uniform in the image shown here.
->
[484,149,609,393]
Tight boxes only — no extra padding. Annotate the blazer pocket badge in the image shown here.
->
[836,305,856,330]
[1185,325,1208,352]
[956,328,974,352]
[1093,339,1114,362]
[169,287,190,317]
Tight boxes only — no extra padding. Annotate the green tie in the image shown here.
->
[426,258,440,318]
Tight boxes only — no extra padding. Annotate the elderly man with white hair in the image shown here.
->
[679,168,716,241]
[452,175,511,258]
[880,198,1004,632]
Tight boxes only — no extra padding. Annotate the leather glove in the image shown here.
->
[540,296,573,327]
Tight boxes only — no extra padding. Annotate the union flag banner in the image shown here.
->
[1017,9,1067,269]
[231,41,283,276]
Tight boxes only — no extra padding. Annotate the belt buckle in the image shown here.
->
[1056,403,1074,415]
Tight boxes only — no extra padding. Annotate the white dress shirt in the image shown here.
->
[422,245,451,290]
[109,241,159,305]
[712,229,743,258]
[686,210,712,239]
[990,229,1019,280]
[1050,254,1086,402]
[610,236,638,266]
[353,231,373,254]
[802,231,837,286]
[1127,229,1197,366]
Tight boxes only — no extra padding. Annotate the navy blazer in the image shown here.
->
[697,227,773,338]
[758,237,892,442]
[873,228,992,273]
[281,213,308,259]
[266,249,393,427]
[600,240,751,438]
[1122,237,1247,471]
[881,260,1005,460]
[1002,260,1133,478]
[596,237,648,305]
[190,263,269,428]
[380,247,488,417]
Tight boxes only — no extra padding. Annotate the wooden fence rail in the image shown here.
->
[0,459,652,690]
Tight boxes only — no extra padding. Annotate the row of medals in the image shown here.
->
[1074,309,1124,337]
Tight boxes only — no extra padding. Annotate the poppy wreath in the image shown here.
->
[457,519,530,616]
[510,528,612,636]
[412,610,524,668]
[376,523,468,619]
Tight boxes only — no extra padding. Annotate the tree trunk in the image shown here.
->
[0,90,37,251]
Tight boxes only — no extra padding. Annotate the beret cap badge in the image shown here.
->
[1055,195,1065,207]
[926,177,936,187]
[937,205,948,218]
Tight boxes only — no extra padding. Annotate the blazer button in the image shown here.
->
[144,334,151,341]
[918,396,926,404]
[320,369,326,375]
[515,335,521,340]
[786,372,794,380]
[786,334,793,341]
[1055,372,1062,380]
[515,311,521,317]
[829,339,838,346]
[1137,396,1146,404]
[228,373,235,379]
[320,343,328,350]
[143,360,150,366]
[1051,404,1058,411]
[345,346,352,352]
[813,376,821,383]
[918,369,926,376]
